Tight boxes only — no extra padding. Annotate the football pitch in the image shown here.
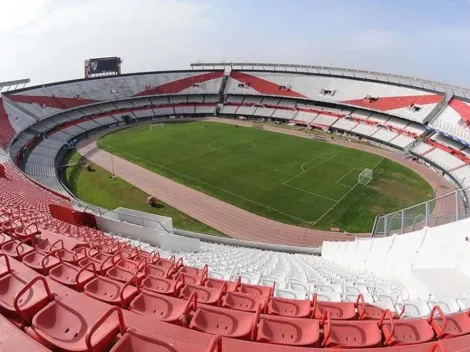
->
[97,121,433,232]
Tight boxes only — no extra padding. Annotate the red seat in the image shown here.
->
[154,254,181,270]
[78,250,116,275]
[180,283,225,306]
[83,273,139,308]
[189,304,259,339]
[22,249,61,275]
[55,246,87,264]
[257,314,320,346]
[239,282,273,297]
[222,291,268,312]
[321,311,383,348]
[312,293,357,320]
[1,238,34,260]
[140,272,185,297]
[174,271,206,286]
[0,257,52,322]
[133,250,157,264]
[50,262,96,290]
[114,252,145,271]
[0,232,13,245]
[206,277,240,292]
[26,297,122,352]
[145,262,175,279]
[432,308,470,339]
[267,296,313,318]
[129,290,197,326]
[109,328,220,352]
[380,307,442,346]
[13,222,40,241]
[356,293,401,320]
[179,264,208,277]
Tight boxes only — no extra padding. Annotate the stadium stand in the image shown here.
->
[3,63,470,350]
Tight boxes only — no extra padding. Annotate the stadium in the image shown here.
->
[0,56,470,351]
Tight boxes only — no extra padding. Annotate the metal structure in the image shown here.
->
[358,168,373,185]
[0,78,30,94]
[371,187,470,237]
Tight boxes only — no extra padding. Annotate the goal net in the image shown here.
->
[252,121,264,130]
[358,168,373,185]
[149,123,164,130]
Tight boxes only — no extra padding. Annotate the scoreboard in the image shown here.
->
[84,57,122,78]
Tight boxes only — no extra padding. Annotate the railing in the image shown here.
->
[371,187,470,237]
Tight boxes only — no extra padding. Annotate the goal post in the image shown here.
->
[149,123,164,130]
[358,168,373,185]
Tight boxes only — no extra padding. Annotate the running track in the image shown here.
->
[76,119,456,248]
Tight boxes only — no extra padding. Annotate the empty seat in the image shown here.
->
[140,273,184,296]
[189,304,259,339]
[222,291,268,312]
[257,314,320,346]
[106,263,145,284]
[357,293,398,320]
[206,277,240,292]
[78,251,115,275]
[145,262,175,279]
[55,246,86,264]
[0,313,50,351]
[432,308,470,339]
[83,273,139,308]
[50,261,95,290]
[180,283,225,306]
[380,308,439,346]
[27,298,123,352]
[129,290,197,326]
[22,249,60,275]
[1,238,34,260]
[0,260,52,322]
[312,293,357,320]
[321,311,383,348]
[267,296,313,318]
[238,283,273,297]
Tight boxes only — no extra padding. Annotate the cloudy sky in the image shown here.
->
[1,0,470,86]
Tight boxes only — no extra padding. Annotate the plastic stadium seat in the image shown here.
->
[22,248,60,275]
[398,298,432,318]
[321,310,383,348]
[49,261,95,290]
[78,250,115,275]
[380,308,442,346]
[432,308,470,339]
[179,263,208,277]
[0,258,52,321]
[25,296,122,352]
[267,296,313,318]
[154,254,182,270]
[222,291,268,312]
[174,271,207,286]
[180,282,225,306]
[0,232,13,245]
[106,261,146,284]
[113,252,145,271]
[55,246,87,264]
[1,238,34,260]
[312,293,357,320]
[256,314,320,346]
[189,304,260,339]
[82,273,139,308]
[274,288,307,300]
[129,290,197,326]
[140,272,185,296]
[206,277,240,292]
[311,291,342,302]
[239,282,273,297]
[109,327,221,352]
[356,293,402,320]
[145,261,176,278]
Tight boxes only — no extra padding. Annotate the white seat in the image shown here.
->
[317,283,343,293]
[398,299,432,318]
[311,291,342,302]
[274,288,307,300]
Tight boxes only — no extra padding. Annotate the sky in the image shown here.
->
[1,0,470,87]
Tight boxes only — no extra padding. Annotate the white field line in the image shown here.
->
[311,157,385,225]
[103,145,313,225]
[283,154,338,185]
[284,183,339,202]
[164,135,271,166]
[335,168,361,189]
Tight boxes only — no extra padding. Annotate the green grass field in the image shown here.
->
[97,121,434,232]
[63,151,225,236]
